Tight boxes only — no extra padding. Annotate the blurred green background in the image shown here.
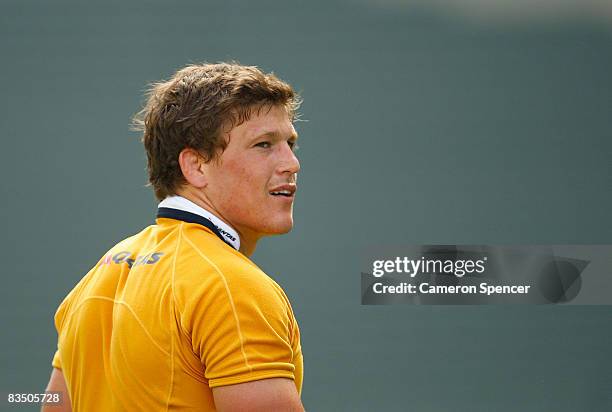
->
[1,0,611,410]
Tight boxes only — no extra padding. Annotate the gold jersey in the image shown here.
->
[52,206,303,411]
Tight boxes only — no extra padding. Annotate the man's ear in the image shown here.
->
[178,148,208,188]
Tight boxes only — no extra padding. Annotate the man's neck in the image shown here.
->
[173,188,259,256]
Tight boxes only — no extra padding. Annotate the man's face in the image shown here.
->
[202,105,300,240]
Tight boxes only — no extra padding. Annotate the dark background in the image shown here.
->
[1,0,611,410]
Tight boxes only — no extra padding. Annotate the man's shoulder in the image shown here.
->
[178,223,257,273]
[175,225,286,301]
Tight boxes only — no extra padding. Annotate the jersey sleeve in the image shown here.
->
[51,271,90,371]
[51,290,72,370]
[177,267,298,388]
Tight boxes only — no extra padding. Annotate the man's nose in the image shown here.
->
[278,142,300,175]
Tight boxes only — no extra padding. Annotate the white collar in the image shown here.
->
[158,195,241,250]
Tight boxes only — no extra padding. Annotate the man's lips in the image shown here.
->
[269,183,297,197]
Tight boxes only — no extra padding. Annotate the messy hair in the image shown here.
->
[133,62,301,200]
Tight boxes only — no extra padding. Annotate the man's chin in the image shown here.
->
[263,219,294,236]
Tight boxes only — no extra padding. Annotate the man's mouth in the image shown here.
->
[269,184,297,197]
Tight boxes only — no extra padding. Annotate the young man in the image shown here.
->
[43,63,304,411]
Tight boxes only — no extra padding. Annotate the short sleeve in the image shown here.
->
[178,268,297,388]
[51,275,84,371]
[51,295,69,370]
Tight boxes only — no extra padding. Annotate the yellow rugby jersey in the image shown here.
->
[52,204,303,411]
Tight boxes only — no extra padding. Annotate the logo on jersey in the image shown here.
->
[216,227,237,242]
[98,251,164,269]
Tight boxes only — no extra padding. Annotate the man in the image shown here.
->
[43,63,304,411]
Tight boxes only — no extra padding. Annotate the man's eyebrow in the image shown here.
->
[254,130,299,140]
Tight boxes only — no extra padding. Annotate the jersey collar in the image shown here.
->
[157,196,241,250]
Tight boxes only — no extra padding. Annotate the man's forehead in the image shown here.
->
[243,107,297,138]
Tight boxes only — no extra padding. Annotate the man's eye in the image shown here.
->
[288,141,299,152]
[255,142,271,148]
